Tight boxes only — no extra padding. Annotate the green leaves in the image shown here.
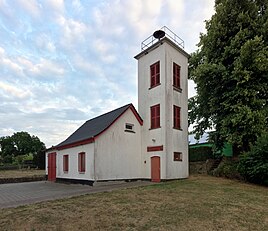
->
[0,132,46,165]
[238,133,268,185]
[189,0,268,154]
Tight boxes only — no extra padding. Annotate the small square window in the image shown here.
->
[125,123,133,130]
[174,152,182,161]
[125,123,135,133]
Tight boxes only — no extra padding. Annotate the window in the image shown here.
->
[125,123,135,133]
[78,152,86,173]
[174,152,182,161]
[151,104,160,129]
[150,61,160,88]
[63,155,69,172]
[173,62,181,89]
[173,105,181,129]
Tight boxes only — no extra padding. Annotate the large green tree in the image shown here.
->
[0,131,46,166]
[189,0,268,154]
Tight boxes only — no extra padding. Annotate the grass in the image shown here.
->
[0,169,45,179]
[0,175,267,231]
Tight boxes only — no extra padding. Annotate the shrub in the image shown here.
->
[212,159,242,179]
[189,146,213,162]
[238,133,268,185]
[33,150,45,169]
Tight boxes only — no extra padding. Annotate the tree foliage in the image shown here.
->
[189,0,268,153]
[238,133,268,185]
[0,131,46,167]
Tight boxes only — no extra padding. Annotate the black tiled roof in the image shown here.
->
[56,103,134,148]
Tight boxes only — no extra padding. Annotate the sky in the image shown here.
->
[0,0,215,147]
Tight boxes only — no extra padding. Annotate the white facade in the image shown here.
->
[45,143,95,181]
[46,107,142,182]
[135,38,189,179]
[94,108,142,180]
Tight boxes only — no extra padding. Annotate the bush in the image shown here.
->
[189,146,213,162]
[211,159,242,179]
[238,133,268,185]
[33,150,45,169]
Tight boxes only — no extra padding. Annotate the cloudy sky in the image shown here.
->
[0,0,215,147]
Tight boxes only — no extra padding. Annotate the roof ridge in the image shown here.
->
[85,103,132,123]
[53,103,136,150]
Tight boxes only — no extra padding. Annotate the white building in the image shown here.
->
[46,27,190,185]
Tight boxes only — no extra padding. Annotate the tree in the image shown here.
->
[189,0,268,154]
[0,132,46,166]
[0,136,16,163]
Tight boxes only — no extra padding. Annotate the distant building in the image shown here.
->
[46,27,190,184]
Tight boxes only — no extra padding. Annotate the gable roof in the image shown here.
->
[55,103,143,150]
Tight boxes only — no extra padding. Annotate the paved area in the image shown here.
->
[0,180,154,209]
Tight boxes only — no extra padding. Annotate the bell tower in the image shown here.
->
[134,27,190,181]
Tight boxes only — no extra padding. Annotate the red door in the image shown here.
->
[151,156,160,182]
[48,152,57,181]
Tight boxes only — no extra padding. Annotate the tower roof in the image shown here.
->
[134,37,190,60]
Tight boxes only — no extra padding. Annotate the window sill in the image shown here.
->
[124,130,135,133]
[149,126,161,130]
[173,86,182,92]
[149,83,161,90]
[174,159,182,162]
[64,171,68,174]
[79,172,85,174]
[173,127,183,131]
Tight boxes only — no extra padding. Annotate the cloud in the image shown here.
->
[0,0,215,147]
[56,16,89,50]
[0,81,32,99]
[0,47,24,76]
[17,0,41,18]
[46,0,65,14]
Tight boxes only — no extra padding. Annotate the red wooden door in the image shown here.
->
[48,152,56,181]
[151,156,160,182]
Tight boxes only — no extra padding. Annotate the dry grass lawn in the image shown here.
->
[0,175,267,231]
[0,169,45,179]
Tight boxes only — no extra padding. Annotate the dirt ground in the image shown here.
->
[0,169,45,179]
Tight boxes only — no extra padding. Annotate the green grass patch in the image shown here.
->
[0,175,267,231]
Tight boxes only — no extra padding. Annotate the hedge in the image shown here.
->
[189,146,213,162]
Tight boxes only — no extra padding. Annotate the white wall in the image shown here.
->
[94,108,142,180]
[136,38,189,180]
[137,43,167,179]
[46,143,95,181]
[164,42,189,179]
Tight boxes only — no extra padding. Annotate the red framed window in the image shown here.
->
[174,152,182,161]
[150,61,160,88]
[174,105,181,129]
[63,155,69,172]
[151,104,160,129]
[173,62,181,89]
[78,152,86,173]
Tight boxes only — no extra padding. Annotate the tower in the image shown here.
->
[134,27,189,181]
